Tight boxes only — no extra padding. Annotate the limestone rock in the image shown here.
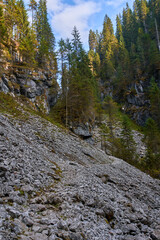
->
[0,68,58,113]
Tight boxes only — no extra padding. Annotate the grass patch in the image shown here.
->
[0,92,24,118]
[0,92,64,129]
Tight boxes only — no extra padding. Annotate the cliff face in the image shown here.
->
[0,99,160,240]
[0,67,59,113]
[122,81,151,126]
[100,79,153,126]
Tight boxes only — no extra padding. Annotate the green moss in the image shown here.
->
[46,159,62,177]
[7,201,13,206]
[105,219,109,224]
[35,131,45,140]
[0,92,23,118]
[23,84,30,88]
[19,190,25,196]
[12,82,20,90]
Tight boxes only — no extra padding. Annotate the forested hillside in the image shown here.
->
[88,0,160,126]
[0,0,57,70]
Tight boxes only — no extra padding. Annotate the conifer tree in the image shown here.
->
[36,0,55,67]
[29,0,37,29]
[103,96,118,139]
[58,38,70,98]
[0,1,7,44]
[0,1,8,74]
[120,115,137,163]
[16,0,37,64]
[71,26,82,60]
[122,3,133,50]
[57,27,97,126]
[149,77,160,127]
[89,29,97,51]
[140,0,148,33]
[3,0,37,64]
[100,15,118,81]
[116,14,123,43]
[144,118,160,176]
[4,0,17,40]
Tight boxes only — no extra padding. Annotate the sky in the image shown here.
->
[25,0,135,50]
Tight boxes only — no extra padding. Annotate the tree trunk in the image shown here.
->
[155,18,160,52]
[143,20,147,34]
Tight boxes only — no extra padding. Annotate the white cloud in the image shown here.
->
[47,0,64,13]
[24,0,101,47]
[106,0,126,8]
[105,0,134,8]
[48,0,101,45]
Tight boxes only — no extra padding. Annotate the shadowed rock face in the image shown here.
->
[0,112,160,240]
[0,68,58,113]
[70,122,93,139]
[100,80,152,126]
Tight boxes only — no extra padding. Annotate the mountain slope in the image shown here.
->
[0,98,160,240]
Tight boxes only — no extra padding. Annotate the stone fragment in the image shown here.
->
[46,194,62,205]
[23,217,33,227]
[7,208,20,218]
[57,221,68,231]
[0,165,8,177]
[151,230,160,240]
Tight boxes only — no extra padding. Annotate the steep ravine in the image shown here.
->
[0,111,160,240]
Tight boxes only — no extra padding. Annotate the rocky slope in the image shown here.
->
[0,105,160,240]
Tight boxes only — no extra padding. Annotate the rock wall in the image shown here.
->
[0,67,59,113]
[100,79,152,126]
[123,81,151,126]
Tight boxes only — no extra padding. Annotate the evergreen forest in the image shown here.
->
[0,0,160,178]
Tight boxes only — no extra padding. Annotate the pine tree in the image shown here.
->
[122,3,133,50]
[29,0,37,29]
[103,96,118,139]
[0,1,7,44]
[144,118,160,177]
[65,27,97,125]
[100,15,118,81]
[116,14,123,43]
[36,0,55,67]
[0,1,8,74]
[120,115,137,163]
[4,0,17,39]
[101,14,114,56]
[58,38,67,96]
[140,0,148,33]
[16,0,37,64]
[149,77,160,127]
[3,0,37,65]
[89,29,97,51]
[71,26,82,59]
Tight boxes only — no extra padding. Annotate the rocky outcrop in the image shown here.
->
[123,82,151,126]
[100,79,152,126]
[0,107,160,240]
[0,67,59,113]
[70,122,93,139]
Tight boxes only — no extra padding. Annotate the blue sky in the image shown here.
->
[25,0,135,49]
